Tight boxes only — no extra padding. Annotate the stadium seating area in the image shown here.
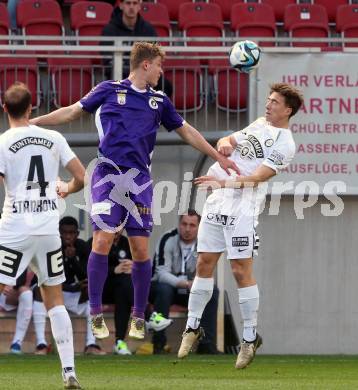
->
[0,0,356,112]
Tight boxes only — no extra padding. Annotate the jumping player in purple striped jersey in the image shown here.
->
[30,42,240,340]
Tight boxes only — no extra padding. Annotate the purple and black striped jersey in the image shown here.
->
[79,79,184,174]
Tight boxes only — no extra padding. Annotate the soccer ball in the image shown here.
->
[229,40,261,73]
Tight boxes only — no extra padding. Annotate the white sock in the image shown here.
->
[85,303,96,346]
[186,277,214,330]
[12,290,33,345]
[238,285,259,342]
[33,300,48,346]
[48,305,75,370]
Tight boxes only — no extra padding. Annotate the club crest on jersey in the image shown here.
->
[117,93,126,105]
[265,139,274,147]
[148,97,158,110]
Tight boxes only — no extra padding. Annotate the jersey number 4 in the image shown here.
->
[26,155,49,197]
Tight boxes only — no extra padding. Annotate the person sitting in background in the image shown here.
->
[0,269,33,354]
[101,0,172,97]
[151,210,219,354]
[32,216,105,355]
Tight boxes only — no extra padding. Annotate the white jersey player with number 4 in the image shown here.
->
[178,83,304,372]
[0,82,85,389]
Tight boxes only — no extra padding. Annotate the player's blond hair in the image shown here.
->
[4,82,32,119]
[270,83,304,118]
[130,42,165,71]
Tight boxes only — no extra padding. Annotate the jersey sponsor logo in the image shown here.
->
[9,137,53,153]
[206,213,237,226]
[237,141,255,160]
[247,135,264,158]
[267,150,285,166]
[265,138,274,147]
[237,248,247,252]
[232,236,249,247]
[117,93,126,105]
[91,202,111,216]
[148,97,158,110]
[12,199,57,213]
[0,245,23,277]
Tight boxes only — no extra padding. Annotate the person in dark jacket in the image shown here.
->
[101,0,172,96]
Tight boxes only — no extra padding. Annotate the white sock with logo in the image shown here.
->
[238,285,259,342]
[12,290,33,345]
[48,305,75,370]
[186,277,214,330]
[33,300,48,346]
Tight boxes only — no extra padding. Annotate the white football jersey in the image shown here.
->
[0,125,76,236]
[204,117,296,216]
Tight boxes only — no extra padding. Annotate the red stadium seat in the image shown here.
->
[261,0,296,23]
[0,3,9,45]
[336,4,358,47]
[0,57,40,108]
[210,0,244,22]
[208,59,248,111]
[140,2,171,40]
[284,4,329,47]
[314,0,348,24]
[157,0,189,21]
[164,58,202,112]
[178,2,224,48]
[231,3,276,47]
[17,0,64,46]
[70,1,113,45]
[47,57,93,108]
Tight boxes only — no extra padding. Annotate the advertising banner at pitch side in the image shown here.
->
[251,52,358,195]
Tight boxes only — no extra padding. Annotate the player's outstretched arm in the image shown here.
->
[30,102,84,127]
[175,123,240,175]
[195,164,276,189]
[59,157,86,197]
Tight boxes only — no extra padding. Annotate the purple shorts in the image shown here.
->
[90,162,153,236]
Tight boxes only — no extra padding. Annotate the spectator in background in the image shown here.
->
[101,0,172,97]
[151,210,219,354]
[0,270,33,354]
[32,216,105,355]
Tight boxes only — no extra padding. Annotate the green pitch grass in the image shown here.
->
[1,354,358,390]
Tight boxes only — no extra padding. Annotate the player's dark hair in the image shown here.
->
[3,82,32,119]
[130,42,165,71]
[59,216,79,229]
[269,83,304,118]
[179,209,201,223]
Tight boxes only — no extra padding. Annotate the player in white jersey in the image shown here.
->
[178,83,304,369]
[0,82,85,389]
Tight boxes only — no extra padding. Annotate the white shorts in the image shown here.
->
[63,291,89,317]
[197,212,259,260]
[0,234,65,287]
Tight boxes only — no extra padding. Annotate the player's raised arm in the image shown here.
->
[30,102,84,127]
[175,122,240,175]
